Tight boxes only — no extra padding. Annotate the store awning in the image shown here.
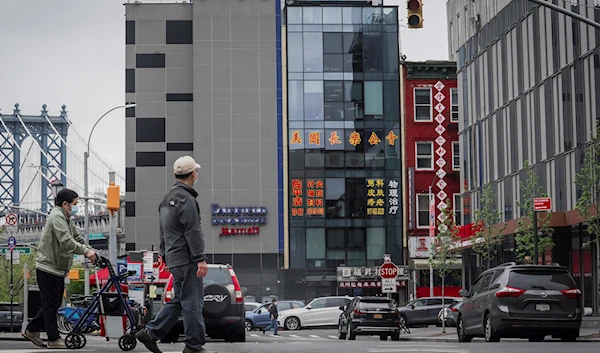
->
[410,258,462,270]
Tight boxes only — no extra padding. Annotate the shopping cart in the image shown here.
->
[65,256,138,351]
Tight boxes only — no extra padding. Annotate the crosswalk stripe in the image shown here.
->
[249,333,260,337]
[309,334,320,338]
[289,334,299,338]
[329,335,338,339]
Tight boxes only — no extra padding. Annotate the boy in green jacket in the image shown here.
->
[22,188,97,349]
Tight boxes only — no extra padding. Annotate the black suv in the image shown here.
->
[457,262,582,343]
[159,264,246,343]
[338,296,401,341]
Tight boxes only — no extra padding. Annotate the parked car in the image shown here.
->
[338,296,401,341]
[457,262,582,343]
[397,296,460,327]
[245,300,304,331]
[244,302,262,312]
[159,264,246,343]
[438,300,463,327]
[0,302,22,332]
[277,296,352,330]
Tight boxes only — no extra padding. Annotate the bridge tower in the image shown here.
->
[0,103,68,212]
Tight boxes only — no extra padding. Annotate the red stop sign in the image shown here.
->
[379,262,399,279]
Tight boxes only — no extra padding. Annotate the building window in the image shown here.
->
[136,118,165,143]
[416,194,430,228]
[126,21,135,45]
[454,194,462,225]
[452,141,460,171]
[166,20,193,45]
[415,142,433,170]
[306,228,326,268]
[414,88,432,121]
[366,228,385,265]
[126,69,135,93]
[136,54,166,68]
[451,88,459,122]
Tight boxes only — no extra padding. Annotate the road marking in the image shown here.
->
[329,335,338,339]
[309,334,320,338]
[1,350,93,353]
[368,348,468,353]
[289,334,299,338]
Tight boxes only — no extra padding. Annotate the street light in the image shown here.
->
[50,180,64,202]
[83,104,136,296]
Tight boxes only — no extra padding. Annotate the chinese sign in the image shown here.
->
[290,130,398,147]
[211,204,267,225]
[366,179,385,216]
[337,266,408,288]
[388,180,399,215]
[290,179,324,217]
[338,280,406,289]
[409,236,433,258]
[433,80,448,233]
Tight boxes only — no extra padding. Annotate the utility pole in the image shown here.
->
[83,151,90,296]
[527,0,600,30]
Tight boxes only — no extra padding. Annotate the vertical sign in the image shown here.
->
[291,179,304,217]
[429,195,435,238]
[366,179,385,216]
[387,180,399,215]
[408,168,415,229]
[306,179,324,216]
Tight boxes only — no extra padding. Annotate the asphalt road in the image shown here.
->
[1,329,599,353]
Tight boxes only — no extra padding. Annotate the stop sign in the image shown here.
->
[379,262,399,279]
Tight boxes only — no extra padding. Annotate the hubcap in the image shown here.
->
[287,318,298,330]
[245,321,252,331]
[485,317,490,340]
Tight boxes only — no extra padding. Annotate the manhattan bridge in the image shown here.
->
[0,103,126,244]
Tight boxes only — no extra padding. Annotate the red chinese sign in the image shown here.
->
[289,130,398,146]
[291,179,304,217]
[338,280,406,288]
[290,179,324,217]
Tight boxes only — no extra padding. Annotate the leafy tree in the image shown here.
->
[514,160,554,263]
[428,198,462,333]
[574,120,600,306]
[471,183,507,269]
[0,251,38,305]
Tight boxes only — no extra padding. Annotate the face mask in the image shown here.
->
[69,205,78,217]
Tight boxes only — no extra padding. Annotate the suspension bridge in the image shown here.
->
[0,103,126,243]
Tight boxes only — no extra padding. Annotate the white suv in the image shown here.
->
[277,296,352,330]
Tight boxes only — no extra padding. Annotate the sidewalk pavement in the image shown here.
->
[398,326,600,342]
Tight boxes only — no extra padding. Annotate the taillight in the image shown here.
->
[450,307,458,312]
[229,267,243,303]
[495,286,526,297]
[353,309,365,315]
[561,288,582,299]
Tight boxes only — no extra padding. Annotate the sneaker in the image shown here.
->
[136,328,162,353]
[22,330,46,348]
[47,338,66,349]
[183,346,216,353]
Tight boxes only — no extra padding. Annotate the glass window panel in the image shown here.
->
[287,32,304,73]
[362,7,383,24]
[304,80,324,120]
[323,7,342,24]
[414,88,431,104]
[344,102,364,120]
[384,128,401,169]
[451,88,459,122]
[414,88,432,121]
[303,24,323,32]
[287,7,303,24]
[325,129,345,151]
[342,7,362,24]
[347,228,366,248]
[288,80,304,120]
[326,198,345,218]
[363,33,383,72]
[323,54,344,72]
[304,129,324,149]
[325,151,345,168]
[326,250,345,259]
[364,81,383,115]
[384,81,399,121]
[343,32,362,54]
[326,228,345,248]
[383,32,399,73]
[416,142,433,170]
[346,178,366,200]
[303,33,323,72]
[288,128,304,150]
[344,81,363,102]
[344,53,363,72]
[383,8,398,24]
[306,228,325,259]
[365,130,385,168]
[290,228,306,268]
[346,250,366,266]
[417,195,430,227]
[303,7,322,24]
[347,199,366,218]
[323,33,343,53]
[326,178,345,200]
[324,103,344,121]
[305,150,325,168]
[324,81,344,101]
[367,227,385,260]
[289,149,305,169]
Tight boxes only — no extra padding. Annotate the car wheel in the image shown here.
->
[484,314,500,342]
[244,320,253,332]
[338,322,346,340]
[456,316,472,343]
[399,315,408,328]
[284,317,300,331]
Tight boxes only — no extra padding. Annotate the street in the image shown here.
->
[1,328,599,353]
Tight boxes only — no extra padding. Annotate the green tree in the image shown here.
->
[574,120,600,307]
[514,160,554,263]
[471,183,507,269]
[0,251,38,304]
[428,198,462,333]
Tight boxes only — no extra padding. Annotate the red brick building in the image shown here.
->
[401,61,461,299]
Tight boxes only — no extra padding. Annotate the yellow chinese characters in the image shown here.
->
[290,130,302,144]
[368,132,381,145]
[386,131,398,146]
[366,178,386,216]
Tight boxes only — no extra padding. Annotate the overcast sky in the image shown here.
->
[0,0,448,177]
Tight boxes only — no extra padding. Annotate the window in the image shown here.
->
[309,298,327,309]
[136,54,166,68]
[126,69,135,93]
[415,142,433,170]
[452,141,460,171]
[416,194,430,228]
[306,228,325,260]
[364,81,383,116]
[366,228,385,264]
[166,93,193,102]
[136,118,165,142]
[414,88,432,121]
[166,20,193,44]
[126,167,135,192]
[136,152,165,167]
[451,88,459,122]
[453,194,462,225]
[126,21,135,45]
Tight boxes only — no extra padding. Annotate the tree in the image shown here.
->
[514,160,554,263]
[428,198,462,333]
[574,120,600,311]
[471,183,507,269]
[0,251,38,304]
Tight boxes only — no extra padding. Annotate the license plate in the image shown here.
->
[373,314,382,319]
[536,303,550,312]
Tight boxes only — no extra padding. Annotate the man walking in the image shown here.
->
[262,299,279,336]
[136,156,215,353]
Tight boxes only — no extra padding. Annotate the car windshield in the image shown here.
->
[205,267,233,285]
[358,300,394,310]
[508,270,575,290]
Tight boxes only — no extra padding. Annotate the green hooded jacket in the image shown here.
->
[36,207,92,277]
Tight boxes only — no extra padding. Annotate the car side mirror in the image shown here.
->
[459,289,469,297]
[339,306,345,311]
[306,305,312,310]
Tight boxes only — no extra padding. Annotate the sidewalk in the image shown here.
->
[399,326,600,342]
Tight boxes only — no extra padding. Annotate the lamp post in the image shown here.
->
[50,180,64,204]
[83,104,136,295]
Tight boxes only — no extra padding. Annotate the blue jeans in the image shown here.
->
[146,263,206,349]
[264,317,278,334]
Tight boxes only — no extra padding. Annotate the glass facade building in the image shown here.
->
[283,4,403,300]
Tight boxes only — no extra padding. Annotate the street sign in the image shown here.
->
[429,198,435,238]
[381,278,397,293]
[379,262,399,279]
[89,233,106,241]
[7,236,16,250]
[0,247,30,254]
[5,251,19,264]
[5,214,17,226]
[534,197,552,211]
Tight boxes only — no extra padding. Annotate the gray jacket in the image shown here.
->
[159,182,207,268]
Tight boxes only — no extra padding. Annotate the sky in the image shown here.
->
[0,0,449,177]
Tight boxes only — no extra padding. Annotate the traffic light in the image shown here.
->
[407,0,424,29]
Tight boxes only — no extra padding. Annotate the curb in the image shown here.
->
[400,336,600,343]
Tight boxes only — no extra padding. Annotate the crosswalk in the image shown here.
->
[247,332,336,340]
[367,343,469,353]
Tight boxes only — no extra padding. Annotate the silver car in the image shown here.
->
[438,300,463,327]
[397,296,460,327]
